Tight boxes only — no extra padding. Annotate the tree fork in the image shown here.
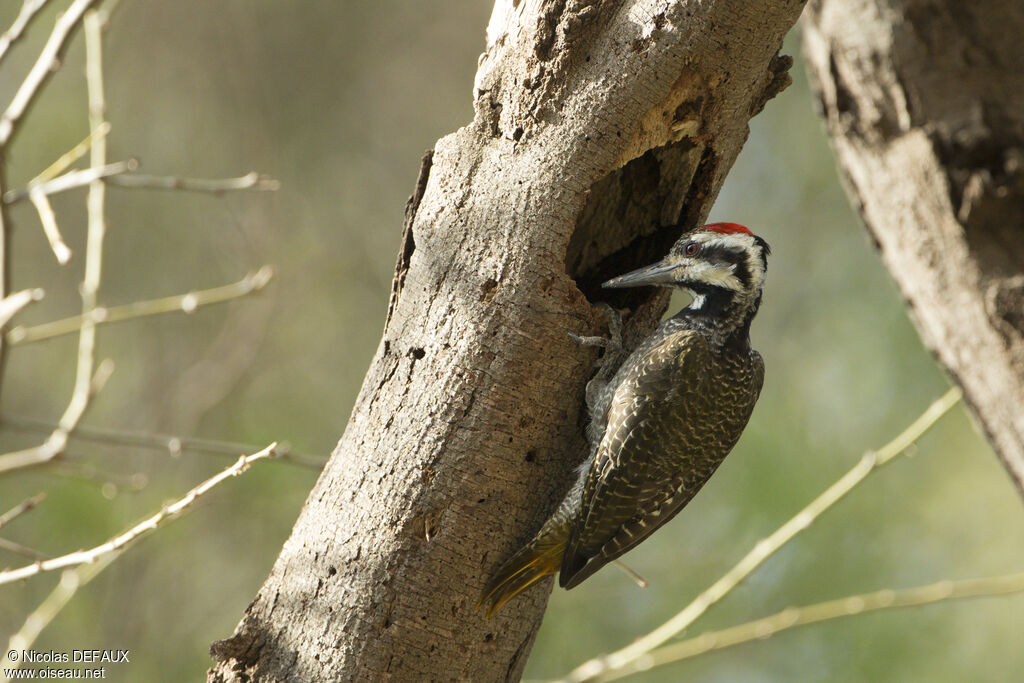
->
[209,2,807,681]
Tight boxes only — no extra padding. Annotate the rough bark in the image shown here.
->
[802,1,1024,495]
[208,2,806,681]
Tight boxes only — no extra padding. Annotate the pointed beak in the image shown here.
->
[602,259,679,289]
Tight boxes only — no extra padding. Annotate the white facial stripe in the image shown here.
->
[696,232,766,293]
[688,291,707,310]
[685,259,742,291]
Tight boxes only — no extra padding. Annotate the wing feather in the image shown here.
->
[559,330,711,585]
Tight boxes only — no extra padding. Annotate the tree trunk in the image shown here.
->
[802,1,1024,496]
[208,2,806,680]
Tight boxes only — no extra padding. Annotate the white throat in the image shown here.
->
[685,290,706,311]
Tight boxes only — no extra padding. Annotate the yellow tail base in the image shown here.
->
[477,541,563,618]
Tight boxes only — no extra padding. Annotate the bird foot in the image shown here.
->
[568,303,623,355]
[571,304,627,435]
[568,332,612,347]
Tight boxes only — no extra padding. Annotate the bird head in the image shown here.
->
[602,223,770,332]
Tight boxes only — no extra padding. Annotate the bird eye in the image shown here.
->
[684,241,699,256]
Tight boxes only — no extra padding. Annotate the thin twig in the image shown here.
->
[3,406,194,680]
[28,187,71,263]
[612,559,648,589]
[0,536,46,559]
[4,165,277,204]
[46,458,148,495]
[0,17,111,475]
[0,359,113,473]
[1,413,226,678]
[0,492,46,531]
[0,0,55,66]
[0,0,67,380]
[0,443,277,586]
[105,171,280,193]
[33,121,111,183]
[6,266,274,345]
[0,288,44,328]
[2,557,114,681]
[4,159,136,204]
[0,0,105,147]
[0,413,323,468]
[558,388,963,683]
[0,143,10,398]
[97,0,123,26]
[597,572,1024,681]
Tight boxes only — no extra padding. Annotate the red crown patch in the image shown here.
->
[703,222,753,236]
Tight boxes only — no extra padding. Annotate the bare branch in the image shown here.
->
[3,163,279,204]
[6,266,275,345]
[0,141,11,399]
[0,536,46,560]
[45,457,148,496]
[594,573,1024,681]
[105,170,280,194]
[4,159,136,204]
[0,0,105,148]
[0,0,55,66]
[0,358,113,474]
[611,560,648,589]
[0,443,278,586]
[35,120,111,182]
[28,188,71,263]
[2,559,115,681]
[0,413,324,469]
[0,492,46,531]
[1,446,270,679]
[0,288,44,328]
[1,447,254,679]
[559,388,964,683]
[0,6,117,475]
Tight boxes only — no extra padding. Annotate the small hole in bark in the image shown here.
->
[480,278,498,302]
[478,498,486,504]
[525,450,536,462]
[383,340,390,355]
[328,566,337,577]
[410,347,425,360]
[484,633,494,642]
[513,127,524,141]
[383,618,391,629]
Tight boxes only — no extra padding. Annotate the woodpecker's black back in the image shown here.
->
[479,223,769,616]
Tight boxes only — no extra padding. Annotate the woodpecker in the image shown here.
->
[479,222,770,617]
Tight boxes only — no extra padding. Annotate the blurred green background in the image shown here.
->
[1,2,1022,682]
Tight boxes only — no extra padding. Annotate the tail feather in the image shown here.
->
[478,539,563,618]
